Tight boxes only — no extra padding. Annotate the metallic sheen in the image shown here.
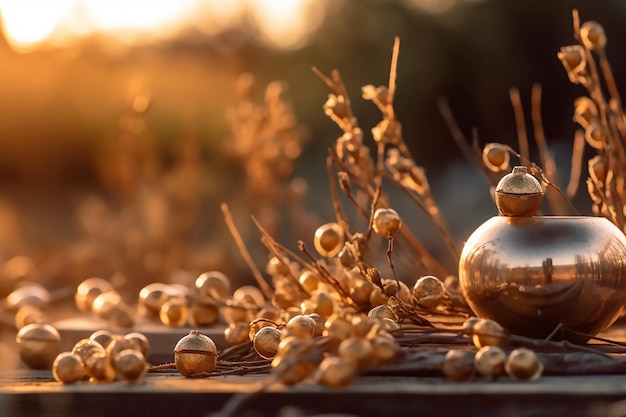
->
[459,216,626,339]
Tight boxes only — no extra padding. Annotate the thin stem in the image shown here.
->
[221,203,274,299]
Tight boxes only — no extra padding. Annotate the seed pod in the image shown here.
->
[573,96,598,129]
[316,356,356,388]
[75,278,114,312]
[472,319,507,348]
[372,208,401,238]
[474,345,507,380]
[584,123,607,150]
[313,222,344,257]
[412,275,446,309]
[253,326,282,359]
[442,349,475,381]
[557,45,588,85]
[482,143,510,172]
[52,352,85,384]
[505,347,543,381]
[16,323,61,369]
[580,21,606,51]
[173,330,218,377]
[115,349,148,383]
[195,271,231,300]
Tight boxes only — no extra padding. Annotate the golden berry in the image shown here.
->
[115,349,148,383]
[442,349,475,381]
[195,271,231,300]
[317,356,356,388]
[52,352,85,384]
[372,208,401,238]
[474,345,506,380]
[472,319,507,348]
[505,347,543,381]
[313,222,344,257]
[412,275,446,309]
[75,278,114,313]
[253,326,281,359]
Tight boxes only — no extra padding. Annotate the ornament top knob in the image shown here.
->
[495,166,543,217]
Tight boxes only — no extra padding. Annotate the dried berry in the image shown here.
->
[372,208,401,238]
[253,326,282,359]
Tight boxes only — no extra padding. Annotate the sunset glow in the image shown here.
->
[0,0,329,53]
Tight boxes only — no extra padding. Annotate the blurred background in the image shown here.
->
[0,0,624,293]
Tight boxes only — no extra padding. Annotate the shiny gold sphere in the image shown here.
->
[313,222,343,257]
[75,278,114,312]
[52,352,85,384]
[16,323,61,369]
[505,347,543,381]
[115,349,148,383]
[474,346,506,380]
[372,208,401,238]
[460,215,626,340]
[173,330,217,377]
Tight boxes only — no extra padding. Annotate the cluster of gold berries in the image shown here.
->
[442,318,543,382]
[265,312,401,388]
[52,329,149,384]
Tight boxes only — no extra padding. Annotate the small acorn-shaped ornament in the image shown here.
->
[495,166,543,217]
[173,330,217,377]
[16,323,61,369]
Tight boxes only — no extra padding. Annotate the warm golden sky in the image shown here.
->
[0,0,330,52]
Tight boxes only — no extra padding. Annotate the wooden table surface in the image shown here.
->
[3,318,626,417]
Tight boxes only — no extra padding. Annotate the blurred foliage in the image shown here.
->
[0,0,624,289]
